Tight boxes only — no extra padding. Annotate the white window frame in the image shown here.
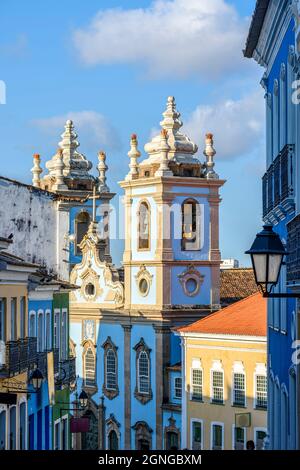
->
[37,309,44,352]
[273,79,279,158]
[254,364,267,410]
[174,377,182,400]
[8,404,17,450]
[210,422,224,450]
[10,298,17,341]
[105,348,117,391]
[231,362,246,408]
[61,308,68,360]
[190,418,203,450]
[0,297,6,342]
[210,361,224,404]
[190,367,203,401]
[45,309,51,350]
[232,424,246,450]
[138,350,150,395]
[254,427,268,451]
[29,311,36,338]
[0,405,7,450]
[61,415,68,450]
[18,398,27,450]
[54,418,61,451]
[279,62,287,149]
[280,264,287,333]
[53,309,60,351]
[20,297,26,339]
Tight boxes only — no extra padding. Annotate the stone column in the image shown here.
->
[208,186,222,309]
[123,325,132,449]
[154,325,170,449]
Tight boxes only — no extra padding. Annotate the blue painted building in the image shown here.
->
[28,277,76,450]
[245,0,299,449]
[70,97,224,450]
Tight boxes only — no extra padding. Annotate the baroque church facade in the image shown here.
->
[69,97,225,450]
[0,119,113,280]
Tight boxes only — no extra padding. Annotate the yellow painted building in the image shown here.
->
[177,293,267,450]
[0,236,38,450]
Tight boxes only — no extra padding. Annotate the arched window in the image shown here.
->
[45,310,51,350]
[138,201,150,250]
[134,338,152,403]
[37,311,44,352]
[138,351,150,394]
[19,401,26,450]
[20,297,26,339]
[29,312,36,338]
[84,346,96,388]
[0,409,6,450]
[106,349,117,391]
[182,199,200,251]
[108,430,119,450]
[75,211,90,255]
[102,337,119,399]
[9,406,16,450]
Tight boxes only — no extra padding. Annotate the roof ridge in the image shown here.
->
[177,292,264,334]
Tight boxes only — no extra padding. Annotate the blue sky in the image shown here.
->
[0,0,263,266]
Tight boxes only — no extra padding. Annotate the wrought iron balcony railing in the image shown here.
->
[262,144,294,218]
[58,357,76,386]
[0,337,37,377]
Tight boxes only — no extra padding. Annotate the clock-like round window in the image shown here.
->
[85,283,95,297]
[186,278,198,295]
[139,278,149,296]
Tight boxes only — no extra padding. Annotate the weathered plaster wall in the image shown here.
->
[0,177,58,273]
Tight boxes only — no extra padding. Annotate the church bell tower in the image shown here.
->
[120,97,225,322]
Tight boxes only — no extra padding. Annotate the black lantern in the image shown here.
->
[30,368,44,391]
[246,225,286,295]
[79,390,88,408]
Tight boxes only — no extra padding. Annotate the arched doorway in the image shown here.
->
[81,410,98,450]
[108,430,119,450]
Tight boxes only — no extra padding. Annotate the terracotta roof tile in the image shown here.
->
[177,293,266,337]
[220,268,258,306]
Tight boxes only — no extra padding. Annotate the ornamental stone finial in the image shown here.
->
[31,153,43,188]
[203,133,218,180]
[126,134,141,181]
[53,148,67,190]
[155,129,173,177]
[97,151,110,193]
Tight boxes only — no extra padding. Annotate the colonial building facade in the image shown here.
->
[245,0,300,449]
[69,97,225,450]
[177,293,267,450]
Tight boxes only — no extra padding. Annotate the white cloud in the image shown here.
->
[32,111,120,151]
[184,90,265,160]
[72,0,249,79]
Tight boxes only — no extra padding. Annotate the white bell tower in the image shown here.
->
[120,97,225,320]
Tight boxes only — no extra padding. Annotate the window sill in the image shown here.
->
[190,397,203,403]
[254,406,267,411]
[232,404,246,409]
[210,401,225,406]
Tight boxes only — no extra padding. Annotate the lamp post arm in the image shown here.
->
[263,293,300,299]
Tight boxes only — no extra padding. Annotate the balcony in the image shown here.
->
[56,357,76,387]
[262,144,295,220]
[287,214,300,284]
[0,337,37,378]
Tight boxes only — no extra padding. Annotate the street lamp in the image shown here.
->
[79,390,88,408]
[246,224,299,298]
[30,368,44,392]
